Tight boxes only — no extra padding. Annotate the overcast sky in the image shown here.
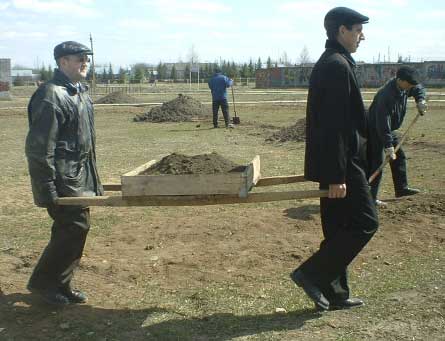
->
[1,0,444,69]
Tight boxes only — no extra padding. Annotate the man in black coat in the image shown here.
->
[290,7,379,311]
[368,66,427,205]
[25,41,103,305]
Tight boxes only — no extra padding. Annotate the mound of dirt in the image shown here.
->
[142,152,243,175]
[133,94,205,122]
[266,118,306,143]
[94,91,138,104]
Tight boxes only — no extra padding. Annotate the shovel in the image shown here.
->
[231,86,240,124]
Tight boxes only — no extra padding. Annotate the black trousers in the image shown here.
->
[28,205,90,290]
[212,99,230,127]
[298,157,379,301]
[369,133,408,200]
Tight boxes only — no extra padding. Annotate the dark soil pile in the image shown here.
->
[142,152,243,175]
[133,94,205,122]
[94,91,138,104]
[266,118,306,143]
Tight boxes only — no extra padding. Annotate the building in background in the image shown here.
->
[0,59,12,100]
[256,61,445,88]
[11,69,40,85]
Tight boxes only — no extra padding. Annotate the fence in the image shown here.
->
[256,62,445,88]
[88,77,257,95]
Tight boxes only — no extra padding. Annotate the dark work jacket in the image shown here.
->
[305,39,368,184]
[208,73,233,100]
[368,78,426,148]
[25,69,103,207]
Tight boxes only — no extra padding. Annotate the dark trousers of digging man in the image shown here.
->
[368,133,409,200]
[212,99,230,128]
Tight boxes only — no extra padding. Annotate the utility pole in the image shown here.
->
[189,57,192,91]
[197,63,200,91]
[89,33,96,93]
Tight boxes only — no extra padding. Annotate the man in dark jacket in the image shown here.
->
[25,41,103,305]
[208,68,234,128]
[290,7,379,311]
[368,66,427,205]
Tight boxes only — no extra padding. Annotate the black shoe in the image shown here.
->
[27,284,70,306]
[290,269,329,311]
[329,297,364,310]
[60,286,88,304]
[395,187,420,198]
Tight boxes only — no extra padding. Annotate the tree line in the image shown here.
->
[36,51,311,84]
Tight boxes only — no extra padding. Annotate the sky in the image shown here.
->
[1,0,444,70]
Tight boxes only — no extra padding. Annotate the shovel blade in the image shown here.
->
[233,116,240,124]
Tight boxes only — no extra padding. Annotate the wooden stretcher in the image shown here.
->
[57,155,328,207]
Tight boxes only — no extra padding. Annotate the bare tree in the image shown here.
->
[281,51,292,66]
[12,64,30,69]
[187,44,199,65]
[299,46,311,65]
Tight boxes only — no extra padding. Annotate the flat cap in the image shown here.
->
[324,7,369,29]
[54,41,92,60]
[397,66,420,85]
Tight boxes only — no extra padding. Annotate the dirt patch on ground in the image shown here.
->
[266,118,306,143]
[405,139,445,156]
[94,91,138,104]
[133,94,205,122]
[142,152,243,175]
[379,193,445,216]
[1,193,442,340]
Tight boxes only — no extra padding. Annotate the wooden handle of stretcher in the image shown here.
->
[57,189,328,207]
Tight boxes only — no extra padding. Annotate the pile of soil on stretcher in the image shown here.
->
[142,152,244,175]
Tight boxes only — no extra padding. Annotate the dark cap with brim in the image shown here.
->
[324,7,369,29]
[396,66,420,85]
[54,41,93,60]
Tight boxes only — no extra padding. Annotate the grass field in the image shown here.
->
[0,85,444,340]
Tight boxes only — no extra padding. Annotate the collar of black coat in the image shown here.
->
[325,39,356,67]
[53,68,89,94]
[389,78,404,98]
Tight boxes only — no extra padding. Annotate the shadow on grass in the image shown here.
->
[1,292,322,340]
[284,204,320,221]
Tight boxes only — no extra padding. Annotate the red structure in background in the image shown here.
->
[0,81,10,92]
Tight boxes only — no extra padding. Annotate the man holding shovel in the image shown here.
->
[368,66,427,205]
[208,67,234,128]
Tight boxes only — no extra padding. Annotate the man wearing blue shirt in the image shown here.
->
[208,68,234,128]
